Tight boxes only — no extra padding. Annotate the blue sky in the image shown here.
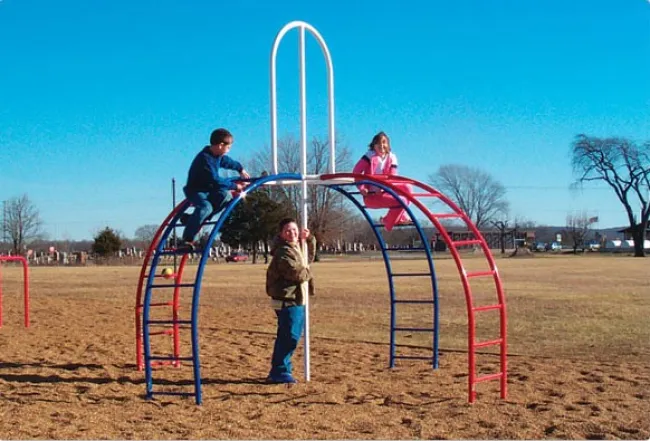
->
[1,0,649,241]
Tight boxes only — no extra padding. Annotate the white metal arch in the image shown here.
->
[269,20,336,176]
[269,20,337,382]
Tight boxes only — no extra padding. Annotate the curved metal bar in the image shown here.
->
[328,178,440,369]
[323,172,507,402]
[327,185,398,364]
[189,173,302,404]
[136,199,190,370]
[143,200,194,399]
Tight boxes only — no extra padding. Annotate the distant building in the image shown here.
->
[432,227,534,250]
[617,223,650,241]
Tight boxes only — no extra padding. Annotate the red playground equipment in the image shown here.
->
[0,256,30,328]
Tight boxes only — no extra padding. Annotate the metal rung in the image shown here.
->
[394,299,435,304]
[453,239,482,247]
[137,302,174,308]
[430,213,461,218]
[474,338,503,348]
[151,391,195,397]
[150,302,174,307]
[145,274,175,279]
[391,272,431,277]
[411,193,440,198]
[149,356,193,361]
[394,355,433,360]
[475,372,504,383]
[146,320,192,325]
[149,329,174,336]
[151,360,177,367]
[473,304,502,312]
[466,270,495,278]
[150,283,195,289]
[394,327,434,333]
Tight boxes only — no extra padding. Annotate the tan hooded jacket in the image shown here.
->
[266,236,315,306]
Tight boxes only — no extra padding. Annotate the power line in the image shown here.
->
[504,185,612,191]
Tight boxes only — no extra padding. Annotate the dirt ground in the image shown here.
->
[0,257,648,439]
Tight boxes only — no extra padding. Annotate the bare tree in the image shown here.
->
[491,219,512,254]
[571,135,650,257]
[564,213,591,254]
[3,194,43,255]
[428,164,509,229]
[249,135,355,246]
[134,224,159,249]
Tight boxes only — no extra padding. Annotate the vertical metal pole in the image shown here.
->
[21,257,29,327]
[298,25,311,382]
[270,40,279,175]
[326,59,335,173]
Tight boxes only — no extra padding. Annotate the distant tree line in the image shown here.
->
[3,134,647,258]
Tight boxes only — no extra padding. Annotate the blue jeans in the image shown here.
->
[182,188,232,242]
[269,305,305,378]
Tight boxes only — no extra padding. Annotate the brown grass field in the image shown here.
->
[0,253,648,439]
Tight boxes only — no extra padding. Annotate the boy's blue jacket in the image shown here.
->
[185,146,244,192]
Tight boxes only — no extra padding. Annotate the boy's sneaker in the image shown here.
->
[265,373,298,384]
[176,240,197,253]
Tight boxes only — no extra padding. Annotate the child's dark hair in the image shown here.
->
[368,131,391,152]
[210,128,233,145]
[279,217,297,230]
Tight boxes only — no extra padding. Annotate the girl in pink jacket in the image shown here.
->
[352,132,413,231]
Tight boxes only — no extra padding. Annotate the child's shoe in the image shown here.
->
[265,373,298,384]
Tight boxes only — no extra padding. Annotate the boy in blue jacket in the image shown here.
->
[181,128,250,248]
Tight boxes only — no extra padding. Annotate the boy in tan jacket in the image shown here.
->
[265,218,314,384]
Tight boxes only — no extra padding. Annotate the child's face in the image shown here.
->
[213,136,233,155]
[280,222,300,244]
[373,136,389,155]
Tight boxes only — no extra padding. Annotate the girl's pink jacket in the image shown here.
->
[352,150,399,192]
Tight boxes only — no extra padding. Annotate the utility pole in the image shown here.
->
[2,200,7,245]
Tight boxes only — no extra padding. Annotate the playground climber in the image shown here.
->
[265,218,315,384]
[352,131,413,231]
[181,128,250,249]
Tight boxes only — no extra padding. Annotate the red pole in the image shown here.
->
[23,258,30,327]
[0,262,4,327]
[0,256,29,328]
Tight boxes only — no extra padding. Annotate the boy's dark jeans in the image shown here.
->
[269,305,305,379]
[182,187,232,242]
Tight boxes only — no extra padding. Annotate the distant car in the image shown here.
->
[586,240,601,251]
[225,252,248,262]
[546,242,562,252]
[532,242,547,252]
